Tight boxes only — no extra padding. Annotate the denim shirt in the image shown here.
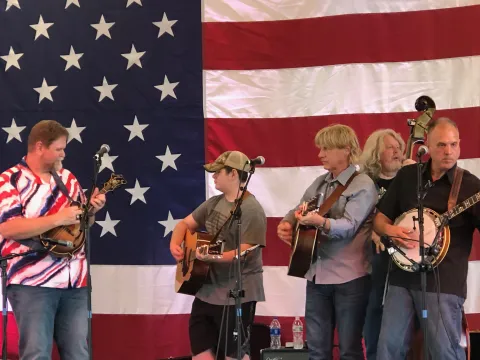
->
[283,164,377,284]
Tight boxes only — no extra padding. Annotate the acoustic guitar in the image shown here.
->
[287,194,326,278]
[287,172,357,278]
[175,231,224,295]
[39,173,126,257]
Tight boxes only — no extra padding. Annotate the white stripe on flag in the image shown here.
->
[0,263,462,316]
[204,56,480,119]
[206,159,480,218]
[203,0,480,22]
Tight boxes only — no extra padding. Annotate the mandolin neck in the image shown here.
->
[85,188,107,212]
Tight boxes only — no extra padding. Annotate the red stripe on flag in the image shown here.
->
[206,107,480,167]
[3,312,479,359]
[203,5,480,70]
[264,217,291,266]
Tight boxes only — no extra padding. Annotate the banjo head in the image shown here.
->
[391,208,448,272]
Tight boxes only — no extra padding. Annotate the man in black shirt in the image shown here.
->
[374,118,480,360]
[360,129,409,360]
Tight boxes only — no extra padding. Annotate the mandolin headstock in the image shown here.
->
[100,173,127,194]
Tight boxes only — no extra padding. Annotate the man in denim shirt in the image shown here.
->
[278,124,377,360]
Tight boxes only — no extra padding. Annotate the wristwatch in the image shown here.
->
[317,217,327,230]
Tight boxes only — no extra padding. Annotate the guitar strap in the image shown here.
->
[50,170,77,204]
[15,171,74,251]
[448,167,464,211]
[211,190,252,243]
[316,171,358,216]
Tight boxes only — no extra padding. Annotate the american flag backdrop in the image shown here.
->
[1,0,480,359]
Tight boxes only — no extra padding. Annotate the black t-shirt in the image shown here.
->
[377,177,394,192]
[377,162,480,298]
[376,177,394,207]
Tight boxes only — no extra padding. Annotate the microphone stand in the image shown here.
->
[413,154,431,360]
[1,248,49,360]
[227,164,256,359]
[81,154,102,360]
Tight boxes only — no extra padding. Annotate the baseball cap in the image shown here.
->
[204,151,251,173]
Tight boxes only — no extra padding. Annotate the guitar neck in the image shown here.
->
[444,191,480,220]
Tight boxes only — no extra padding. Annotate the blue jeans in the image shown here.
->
[7,284,88,360]
[305,275,370,360]
[377,285,466,360]
[363,250,390,360]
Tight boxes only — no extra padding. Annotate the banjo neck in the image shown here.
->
[442,191,480,222]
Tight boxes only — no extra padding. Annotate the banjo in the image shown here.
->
[391,173,479,272]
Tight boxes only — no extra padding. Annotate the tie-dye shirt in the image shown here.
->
[0,158,87,288]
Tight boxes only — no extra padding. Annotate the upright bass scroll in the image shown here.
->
[405,95,436,159]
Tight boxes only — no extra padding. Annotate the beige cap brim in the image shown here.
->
[203,162,224,173]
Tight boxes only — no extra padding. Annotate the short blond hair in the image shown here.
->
[314,124,361,165]
[360,129,405,180]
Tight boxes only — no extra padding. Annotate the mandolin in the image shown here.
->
[39,173,126,257]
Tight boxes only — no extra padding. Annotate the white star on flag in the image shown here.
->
[2,119,26,143]
[99,153,118,173]
[65,0,80,9]
[60,46,83,70]
[121,44,146,70]
[6,0,20,11]
[91,15,115,40]
[66,119,86,143]
[94,77,118,102]
[156,146,181,172]
[126,0,142,8]
[158,211,181,237]
[154,75,179,101]
[125,179,150,205]
[124,116,149,141]
[96,211,120,237]
[30,15,54,40]
[33,78,57,103]
[1,47,23,71]
[153,13,178,38]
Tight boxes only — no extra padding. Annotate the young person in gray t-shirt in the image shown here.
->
[170,150,266,360]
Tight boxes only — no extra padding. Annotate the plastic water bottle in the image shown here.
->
[292,316,304,349]
[270,317,281,349]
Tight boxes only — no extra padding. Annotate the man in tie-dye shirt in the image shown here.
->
[0,120,106,360]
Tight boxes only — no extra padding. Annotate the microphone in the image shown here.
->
[416,145,429,158]
[41,237,74,248]
[234,244,260,259]
[248,156,265,166]
[94,144,110,159]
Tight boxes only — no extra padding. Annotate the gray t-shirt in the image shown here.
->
[192,194,266,305]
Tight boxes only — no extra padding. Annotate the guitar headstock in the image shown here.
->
[100,173,127,194]
[301,195,321,215]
